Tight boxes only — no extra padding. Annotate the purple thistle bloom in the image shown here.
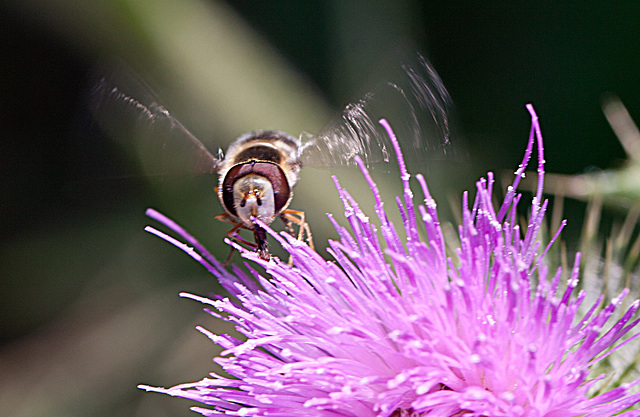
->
[139,105,640,416]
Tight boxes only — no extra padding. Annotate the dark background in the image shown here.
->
[1,1,639,416]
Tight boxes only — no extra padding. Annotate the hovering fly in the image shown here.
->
[89,54,459,261]
[214,129,308,260]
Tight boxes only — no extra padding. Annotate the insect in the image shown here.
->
[214,129,308,260]
[89,54,459,261]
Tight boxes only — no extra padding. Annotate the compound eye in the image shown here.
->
[220,161,291,221]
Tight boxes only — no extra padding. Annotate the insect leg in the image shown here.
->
[281,209,314,250]
[215,213,258,265]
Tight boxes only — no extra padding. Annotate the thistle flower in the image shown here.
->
[139,105,640,416]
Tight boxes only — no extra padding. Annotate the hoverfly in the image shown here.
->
[89,54,459,261]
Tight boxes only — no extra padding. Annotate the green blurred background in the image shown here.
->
[1,1,639,416]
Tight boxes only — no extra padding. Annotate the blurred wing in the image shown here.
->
[89,65,221,177]
[299,54,461,169]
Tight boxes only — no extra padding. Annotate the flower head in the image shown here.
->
[140,105,640,416]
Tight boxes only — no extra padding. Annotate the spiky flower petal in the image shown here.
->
[140,105,640,416]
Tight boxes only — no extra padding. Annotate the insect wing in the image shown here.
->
[298,55,460,169]
[89,66,221,177]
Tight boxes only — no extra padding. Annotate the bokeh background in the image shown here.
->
[1,1,640,416]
